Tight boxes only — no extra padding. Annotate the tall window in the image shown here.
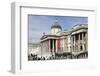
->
[83,32,86,37]
[80,33,82,40]
[76,34,78,41]
[80,45,83,51]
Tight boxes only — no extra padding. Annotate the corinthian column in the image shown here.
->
[48,39,50,53]
[78,33,80,52]
[82,32,85,51]
[74,35,75,45]
[52,39,54,55]
[56,39,58,53]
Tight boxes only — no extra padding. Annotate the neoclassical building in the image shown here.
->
[40,22,88,59]
[28,21,88,60]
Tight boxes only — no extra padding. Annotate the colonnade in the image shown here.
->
[72,32,87,52]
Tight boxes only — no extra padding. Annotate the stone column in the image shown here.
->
[86,32,88,51]
[74,35,75,45]
[52,39,54,55]
[82,32,85,51]
[63,38,64,52]
[41,42,42,57]
[48,39,50,53]
[73,35,74,52]
[56,39,58,53]
[44,41,46,53]
[74,35,76,52]
[82,32,83,41]
[78,33,80,52]
[70,36,71,52]
[50,39,52,55]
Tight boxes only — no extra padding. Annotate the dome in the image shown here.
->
[51,22,62,30]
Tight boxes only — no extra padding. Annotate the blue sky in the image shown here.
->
[28,15,88,43]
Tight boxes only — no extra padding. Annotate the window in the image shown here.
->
[80,45,83,51]
[76,34,78,40]
[83,32,86,37]
[80,33,82,40]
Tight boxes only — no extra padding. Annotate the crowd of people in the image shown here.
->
[28,52,88,61]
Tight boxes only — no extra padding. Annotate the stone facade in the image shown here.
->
[40,23,88,59]
[28,22,88,60]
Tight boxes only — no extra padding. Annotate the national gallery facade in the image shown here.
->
[28,21,88,60]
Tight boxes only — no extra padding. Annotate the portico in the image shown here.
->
[71,28,88,55]
[40,35,62,57]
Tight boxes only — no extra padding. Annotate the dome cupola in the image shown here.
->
[51,22,62,30]
[51,22,62,35]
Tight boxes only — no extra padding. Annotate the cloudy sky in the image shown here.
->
[28,15,88,43]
